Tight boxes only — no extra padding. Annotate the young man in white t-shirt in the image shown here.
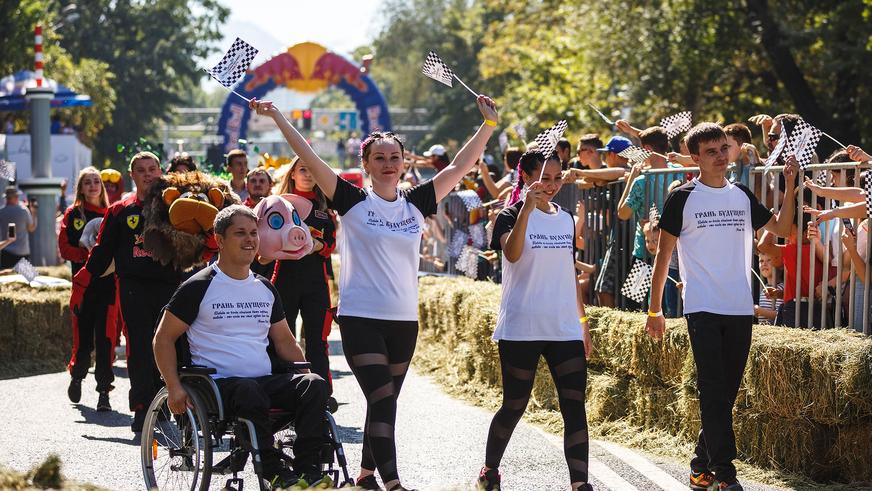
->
[153,205,330,489]
[646,123,798,491]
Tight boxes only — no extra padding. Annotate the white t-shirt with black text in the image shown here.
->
[659,178,773,315]
[165,264,285,379]
[490,201,582,341]
[329,177,437,321]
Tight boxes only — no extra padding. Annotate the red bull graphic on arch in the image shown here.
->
[217,42,392,152]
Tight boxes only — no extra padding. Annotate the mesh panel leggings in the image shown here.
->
[485,340,590,483]
[339,316,417,484]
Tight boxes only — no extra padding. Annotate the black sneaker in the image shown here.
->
[388,485,417,491]
[270,467,302,489]
[67,378,82,403]
[576,484,594,491]
[131,409,146,433]
[717,480,744,491]
[96,391,111,412]
[477,467,500,491]
[356,474,381,490]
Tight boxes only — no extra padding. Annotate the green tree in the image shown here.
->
[57,0,229,163]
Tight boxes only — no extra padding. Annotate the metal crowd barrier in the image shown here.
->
[749,162,872,334]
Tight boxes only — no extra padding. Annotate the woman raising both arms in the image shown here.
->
[250,95,498,491]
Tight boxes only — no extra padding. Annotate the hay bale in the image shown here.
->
[0,289,71,377]
[585,372,630,424]
[626,379,682,435]
[830,422,872,482]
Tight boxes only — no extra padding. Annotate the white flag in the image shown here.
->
[764,129,789,169]
[206,37,258,89]
[0,160,15,181]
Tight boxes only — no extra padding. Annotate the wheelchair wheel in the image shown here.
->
[141,385,213,490]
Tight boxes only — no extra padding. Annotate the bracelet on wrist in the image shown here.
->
[648,311,662,318]
[483,119,497,127]
[580,316,589,323]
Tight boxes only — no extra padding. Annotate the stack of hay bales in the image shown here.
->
[0,280,71,377]
[417,276,872,483]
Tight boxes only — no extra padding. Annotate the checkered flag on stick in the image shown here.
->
[618,145,653,165]
[206,37,258,102]
[13,258,38,283]
[786,119,822,170]
[0,160,15,181]
[532,121,568,181]
[621,258,653,304]
[764,125,792,170]
[865,171,872,218]
[815,170,830,188]
[422,51,478,97]
[660,111,693,139]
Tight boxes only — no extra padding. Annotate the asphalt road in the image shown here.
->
[0,336,790,491]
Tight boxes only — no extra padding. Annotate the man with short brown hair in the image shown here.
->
[226,149,249,201]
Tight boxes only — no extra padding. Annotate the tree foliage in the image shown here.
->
[367,0,872,150]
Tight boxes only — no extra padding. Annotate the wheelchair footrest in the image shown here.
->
[223,477,244,491]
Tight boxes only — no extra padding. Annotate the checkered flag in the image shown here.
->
[621,258,653,304]
[13,258,38,283]
[0,160,15,181]
[422,51,454,87]
[206,37,258,89]
[764,125,791,170]
[618,145,653,164]
[648,205,660,224]
[660,111,692,139]
[786,119,822,170]
[865,171,872,218]
[533,120,568,159]
[815,170,831,188]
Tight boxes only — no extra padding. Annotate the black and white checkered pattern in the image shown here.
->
[207,37,258,88]
[618,145,653,164]
[422,51,454,87]
[621,258,652,304]
[14,258,37,283]
[815,170,831,188]
[0,160,15,181]
[660,111,692,139]
[764,127,790,169]
[786,119,822,170]
[648,205,660,224]
[532,120,568,159]
[865,171,872,218]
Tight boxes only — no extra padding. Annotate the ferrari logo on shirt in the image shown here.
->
[127,215,140,230]
[73,218,85,230]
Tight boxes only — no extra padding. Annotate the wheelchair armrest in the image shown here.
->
[179,365,217,376]
[272,361,312,374]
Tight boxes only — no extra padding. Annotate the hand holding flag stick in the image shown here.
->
[422,51,479,98]
[205,37,258,103]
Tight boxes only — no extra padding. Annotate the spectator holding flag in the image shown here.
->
[647,123,798,491]
[250,92,498,491]
[478,150,592,491]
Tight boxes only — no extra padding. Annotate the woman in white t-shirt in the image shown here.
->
[250,95,499,491]
[477,151,593,491]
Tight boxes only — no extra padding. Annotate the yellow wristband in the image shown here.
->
[580,316,589,323]
[648,311,662,318]
[484,119,497,127]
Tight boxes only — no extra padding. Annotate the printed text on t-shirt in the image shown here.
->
[529,233,573,250]
[693,209,746,232]
[365,210,421,234]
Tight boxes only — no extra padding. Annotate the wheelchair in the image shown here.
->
[140,336,353,490]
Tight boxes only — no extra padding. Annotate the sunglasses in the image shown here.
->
[767,133,780,142]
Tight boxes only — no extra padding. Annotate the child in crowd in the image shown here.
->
[754,253,784,325]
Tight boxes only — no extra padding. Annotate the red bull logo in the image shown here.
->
[244,42,368,94]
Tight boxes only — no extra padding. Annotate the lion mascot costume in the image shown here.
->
[141,171,239,270]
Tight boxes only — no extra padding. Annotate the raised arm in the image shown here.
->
[433,96,499,201]
[762,156,798,237]
[250,99,338,200]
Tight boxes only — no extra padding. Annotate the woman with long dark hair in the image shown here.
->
[251,94,498,491]
[478,151,593,491]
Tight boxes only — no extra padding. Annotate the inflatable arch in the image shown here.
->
[216,42,391,152]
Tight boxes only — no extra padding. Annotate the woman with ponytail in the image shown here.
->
[477,151,593,491]
[250,94,498,491]
[59,166,116,411]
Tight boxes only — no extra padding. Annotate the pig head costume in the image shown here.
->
[253,194,314,260]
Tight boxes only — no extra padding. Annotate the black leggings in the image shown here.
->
[486,340,589,483]
[339,316,417,485]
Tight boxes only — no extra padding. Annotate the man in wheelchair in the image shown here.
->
[153,205,331,489]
